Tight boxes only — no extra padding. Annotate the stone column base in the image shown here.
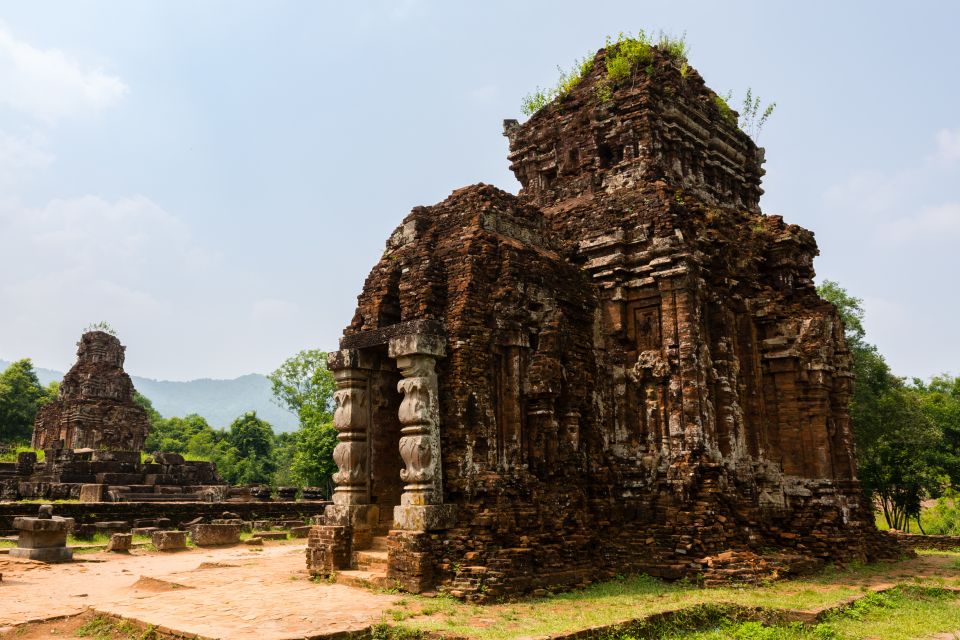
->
[324,504,380,527]
[325,504,379,550]
[10,547,73,563]
[393,504,456,531]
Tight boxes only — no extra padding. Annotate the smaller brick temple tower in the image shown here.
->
[33,330,151,451]
[308,41,901,600]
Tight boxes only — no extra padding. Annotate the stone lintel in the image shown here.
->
[393,504,456,532]
[324,504,379,528]
[389,334,446,359]
[339,319,445,351]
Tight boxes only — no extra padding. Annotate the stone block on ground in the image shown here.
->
[94,521,130,533]
[9,547,73,562]
[106,533,132,552]
[132,527,159,536]
[190,523,241,546]
[11,504,73,563]
[281,520,305,528]
[152,530,188,551]
[290,525,311,538]
[253,531,287,541]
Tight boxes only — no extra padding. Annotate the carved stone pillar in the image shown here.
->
[324,349,378,533]
[389,334,455,531]
[332,367,370,506]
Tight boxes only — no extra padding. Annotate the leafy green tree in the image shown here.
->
[228,411,274,458]
[224,411,276,485]
[43,381,60,405]
[290,420,338,494]
[269,349,338,491]
[0,359,51,444]
[268,349,335,424]
[818,281,948,531]
[146,413,213,454]
[911,375,960,488]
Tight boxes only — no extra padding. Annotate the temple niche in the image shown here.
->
[308,44,900,599]
[33,330,151,452]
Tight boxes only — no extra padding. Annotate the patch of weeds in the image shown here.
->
[310,573,336,584]
[521,54,595,116]
[713,91,736,126]
[370,623,423,640]
[75,615,159,639]
[522,30,687,116]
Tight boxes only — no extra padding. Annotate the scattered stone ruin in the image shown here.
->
[10,503,73,563]
[33,330,151,451]
[0,330,224,501]
[308,44,901,599]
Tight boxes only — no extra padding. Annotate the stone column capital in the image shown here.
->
[388,334,446,360]
[328,348,378,372]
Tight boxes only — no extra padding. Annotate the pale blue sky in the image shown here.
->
[0,1,957,381]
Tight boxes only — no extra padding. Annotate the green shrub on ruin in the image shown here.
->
[520,30,688,117]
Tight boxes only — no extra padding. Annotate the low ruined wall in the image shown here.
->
[0,501,329,534]
[890,532,960,551]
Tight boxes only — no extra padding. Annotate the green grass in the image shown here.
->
[875,495,960,536]
[387,555,960,640]
[0,538,16,548]
[75,614,160,639]
[67,532,161,553]
[0,446,45,463]
[662,586,960,639]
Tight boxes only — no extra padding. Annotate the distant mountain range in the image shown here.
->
[0,359,298,433]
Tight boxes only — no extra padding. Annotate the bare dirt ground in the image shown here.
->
[2,546,959,640]
[0,541,399,639]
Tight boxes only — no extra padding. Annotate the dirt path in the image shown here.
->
[0,542,398,639]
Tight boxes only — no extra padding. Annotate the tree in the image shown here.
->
[268,349,338,492]
[290,419,338,494]
[267,349,335,424]
[0,359,52,444]
[145,413,212,454]
[224,411,276,485]
[818,281,948,531]
[911,375,960,488]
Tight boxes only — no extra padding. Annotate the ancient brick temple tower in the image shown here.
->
[309,44,899,598]
[33,330,151,451]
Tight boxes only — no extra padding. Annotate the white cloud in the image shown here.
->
[936,128,960,163]
[0,194,214,314]
[876,202,960,245]
[0,129,53,187]
[824,128,960,245]
[0,194,228,377]
[0,195,198,272]
[0,24,127,122]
